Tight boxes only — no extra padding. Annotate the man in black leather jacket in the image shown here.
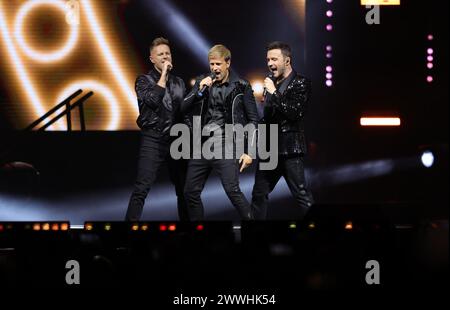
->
[181,44,258,220]
[125,37,189,221]
[251,41,314,220]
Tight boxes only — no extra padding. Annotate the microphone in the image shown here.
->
[261,74,274,102]
[197,72,216,97]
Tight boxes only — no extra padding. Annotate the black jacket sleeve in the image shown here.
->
[267,77,311,121]
[180,78,203,114]
[135,75,165,112]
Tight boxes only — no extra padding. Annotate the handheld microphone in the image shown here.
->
[197,72,216,97]
[261,73,274,102]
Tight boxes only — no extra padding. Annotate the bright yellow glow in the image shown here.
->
[42,223,50,231]
[13,0,79,63]
[85,223,93,231]
[32,223,41,231]
[308,222,316,229]
[104,223,112,231]
[361,0,400,5]
[360,117,401,126]
[60,223,69,231]
[288,223,297,229]
[0,1,52,128]
[0,0,139,131]
[56,80,120,130]
[80,0,137,114]
[131,224,139,231]
[141,224,149,231]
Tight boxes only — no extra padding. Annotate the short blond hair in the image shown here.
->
[208,44,231,62]
[149,37,170,53]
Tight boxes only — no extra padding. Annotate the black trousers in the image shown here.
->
[184,158,252,220]
[251,156,313,220]
[125,131,188,221]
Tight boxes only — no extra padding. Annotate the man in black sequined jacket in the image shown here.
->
[125,37,189,221]
[251,41,314,220]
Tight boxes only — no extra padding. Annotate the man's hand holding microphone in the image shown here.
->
[157,61,173,88]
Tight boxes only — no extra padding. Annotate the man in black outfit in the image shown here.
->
[125,37,189,221]
[251,41,314,220]
[181,44,258,220]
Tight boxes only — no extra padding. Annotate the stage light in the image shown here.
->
[131,224,139,231]
[55,80,120,130]
[13,0,80,63]
[344,221,353,230]
[326,24,333,31]
[104,223,112,231]
[325,80,333,87]
[51,223,59,231]
[144,0,210,66]
[425,35,434,84]
[326,73,333,79]
[42,223,50,231]
[168,224,176,231]
[0,0,139,130]
[141,224,149,231]
[80,0,137,115]
[159,224,167,231]
[0,2,51,129]
[421,151,434,168]
[360,117,401,126]
[326,45,332,51]
[196,224,204,231]
[360,0,400,5]
[251,80,264,97]
[32,223,41,231]
[326,10,333,17]
[60,223,69,231]
[85,223,94,231]
[326,66,333,72]
[308,222,316,229]
[190,78,196,87]
[288,223,297,229]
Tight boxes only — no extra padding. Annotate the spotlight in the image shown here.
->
[421,151,434,168]
[344,221,353,230]
[85,223,94,231]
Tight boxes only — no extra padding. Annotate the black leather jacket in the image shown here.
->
[181,70,259,155]
[263,70,311,156]
[135,69,186,135]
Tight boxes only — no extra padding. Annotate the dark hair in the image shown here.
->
[267,41,292,59]
[149,37,170,53]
